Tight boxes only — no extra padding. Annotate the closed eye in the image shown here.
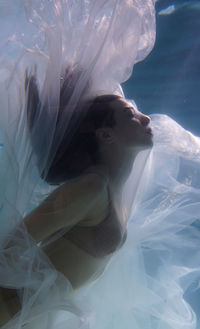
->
[124,107,135,117]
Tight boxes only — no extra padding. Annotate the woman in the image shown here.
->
[26,93,153,284]
[0,80,153,325]
[2,1,200,329]
[0,1,157,326]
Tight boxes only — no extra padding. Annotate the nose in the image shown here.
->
[140,114,150,127]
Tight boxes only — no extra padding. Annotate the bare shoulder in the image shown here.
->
[60,169,108,199]
[24,171,108,242]
[24,168,108,243]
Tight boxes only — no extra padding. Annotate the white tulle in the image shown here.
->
[1,1,200,328]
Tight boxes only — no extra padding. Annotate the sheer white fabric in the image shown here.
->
[1,1,200,329]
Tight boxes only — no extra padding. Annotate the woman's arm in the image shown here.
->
[24,173,107,243]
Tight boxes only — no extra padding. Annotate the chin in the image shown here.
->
[138,138,153,151]
[144,133,154,148]
[146,138,154,148]
[128,134,153,150]
[145,141,153,150]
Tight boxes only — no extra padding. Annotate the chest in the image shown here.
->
[80,185,126,228]
[64,186,127,257]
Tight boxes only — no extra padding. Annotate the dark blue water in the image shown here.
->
[123,0,200,136]
[123,2,200,317]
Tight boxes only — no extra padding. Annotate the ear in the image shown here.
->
[96,128,114,145]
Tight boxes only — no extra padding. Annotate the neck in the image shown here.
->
[97,144,139,196]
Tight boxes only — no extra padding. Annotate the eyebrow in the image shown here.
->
[124,106,136,111]
[126,105,139,111]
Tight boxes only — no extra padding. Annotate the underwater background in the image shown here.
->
[124,1,200,318]
[0,0,199,136]
[0,1,200,327]
[123,0,200,137]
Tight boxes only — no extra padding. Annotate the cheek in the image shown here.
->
[117,126,138,145]
[126,123,140,139]
[114,121,142,145]
[126,125,147,147]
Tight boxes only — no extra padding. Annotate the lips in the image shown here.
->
[145,127,153,135]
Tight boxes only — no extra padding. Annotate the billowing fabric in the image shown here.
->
[0,1,200,329]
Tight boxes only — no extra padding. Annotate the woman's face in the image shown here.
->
[111,98,153,149]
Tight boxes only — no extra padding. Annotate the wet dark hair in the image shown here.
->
[25,69,121,184]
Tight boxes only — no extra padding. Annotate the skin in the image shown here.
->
[0,98,153,325]
[96,98,152,198]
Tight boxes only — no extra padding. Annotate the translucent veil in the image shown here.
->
[0,1,156,328]
[1,0,200,329]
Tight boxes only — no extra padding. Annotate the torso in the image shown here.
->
[62,185,127,257]
[0,168,128,326]
[43,169,127,289]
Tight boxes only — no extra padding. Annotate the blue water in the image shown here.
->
[1,0,199,136]
[123,0,200,136]
[0,2,200,327]
[124,3,200,316]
